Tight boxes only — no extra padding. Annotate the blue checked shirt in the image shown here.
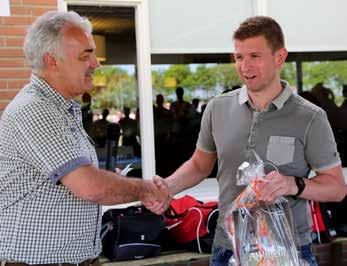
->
[0,75,101,263]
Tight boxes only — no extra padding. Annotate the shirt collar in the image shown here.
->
[238,80,293,110]
[30,74,80,114]
[238,85,249,105]
[272,80,293,109]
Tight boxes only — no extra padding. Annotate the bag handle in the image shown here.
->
[206,208,219,234]
[310,200,321,244]
[189,207,203,254]
[100,221,114,241]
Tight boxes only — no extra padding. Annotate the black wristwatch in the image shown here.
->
[293,176,306,198]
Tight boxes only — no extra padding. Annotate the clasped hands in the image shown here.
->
[139,175,172,215]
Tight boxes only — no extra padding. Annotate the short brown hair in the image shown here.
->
[233,16,285,52]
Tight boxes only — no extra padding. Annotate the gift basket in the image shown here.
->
[225,151,304,266]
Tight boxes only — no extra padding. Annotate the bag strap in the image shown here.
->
[309,200,321,244]
[206,208,219,234]
[165,220,183,230]
[188,207,203,254]
[100,221,114,241]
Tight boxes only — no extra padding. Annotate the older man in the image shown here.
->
[0,11,169,265]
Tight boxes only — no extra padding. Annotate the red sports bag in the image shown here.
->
[309,201,334,243]
[164,195,218,253]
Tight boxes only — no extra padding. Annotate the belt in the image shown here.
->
[1,259,96,266]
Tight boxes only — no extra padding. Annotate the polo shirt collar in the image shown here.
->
[272,80,293,109]
[30,74,80,113]
[238,85,249,105]
[238,80,293,110]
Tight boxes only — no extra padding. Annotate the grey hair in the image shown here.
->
[23,11,92,74]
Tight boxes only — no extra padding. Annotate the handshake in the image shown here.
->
[138,175,172,215]
[116,165,172,214]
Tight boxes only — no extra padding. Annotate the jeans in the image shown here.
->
[300,244,318,266]
[210,243,318,266]
[210,245,234,266]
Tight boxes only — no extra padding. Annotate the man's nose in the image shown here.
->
[91,54,101,69]
[241,57,251,71]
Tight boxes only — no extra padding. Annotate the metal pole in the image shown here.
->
[296,61,303,93]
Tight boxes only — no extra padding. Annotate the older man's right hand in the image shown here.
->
[140,176,172,215]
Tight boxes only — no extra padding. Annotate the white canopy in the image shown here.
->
[149,0,347,54]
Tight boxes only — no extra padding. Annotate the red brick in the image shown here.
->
[0,80,7,89]
[0,69,30,78]
[0,38,5,46]
[0,59,25,68]
[6,37,24,47]
[0,48,24,57]
[7,79,29,89]
[1,16,32,26]
[0,90,20,100]
[23,0,57,5]
[10,6,31,15]
[0,101,10,110]
[31,7,57,17]
[0,27,27,36]
[10,0,23,4]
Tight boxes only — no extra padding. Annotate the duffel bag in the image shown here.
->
[101,205,166,261]
[164,195,219,253]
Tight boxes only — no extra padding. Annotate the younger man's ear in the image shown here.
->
[276,47,288,67]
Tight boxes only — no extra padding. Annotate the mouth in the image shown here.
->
[85,72,94,79]
[244,75,256,81]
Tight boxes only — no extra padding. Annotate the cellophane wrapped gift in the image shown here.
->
[225,151,302,266]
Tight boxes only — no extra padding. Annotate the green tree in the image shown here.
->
[280,62,296,85]
[92,66,137,110]
[191,65,217,89]
[152,69,166,96]
[213,64,241,90]
[303,61,347,93]
[162,65,193,92]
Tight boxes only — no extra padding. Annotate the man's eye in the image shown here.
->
[81,55,90,61]
[235,56,243,61]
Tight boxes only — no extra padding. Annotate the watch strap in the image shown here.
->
[294,176,305,197]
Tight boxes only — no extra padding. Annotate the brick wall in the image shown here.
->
[0,0,57,115]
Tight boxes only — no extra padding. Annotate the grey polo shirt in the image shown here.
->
[0,75,101,263]
[197,80,341,249]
